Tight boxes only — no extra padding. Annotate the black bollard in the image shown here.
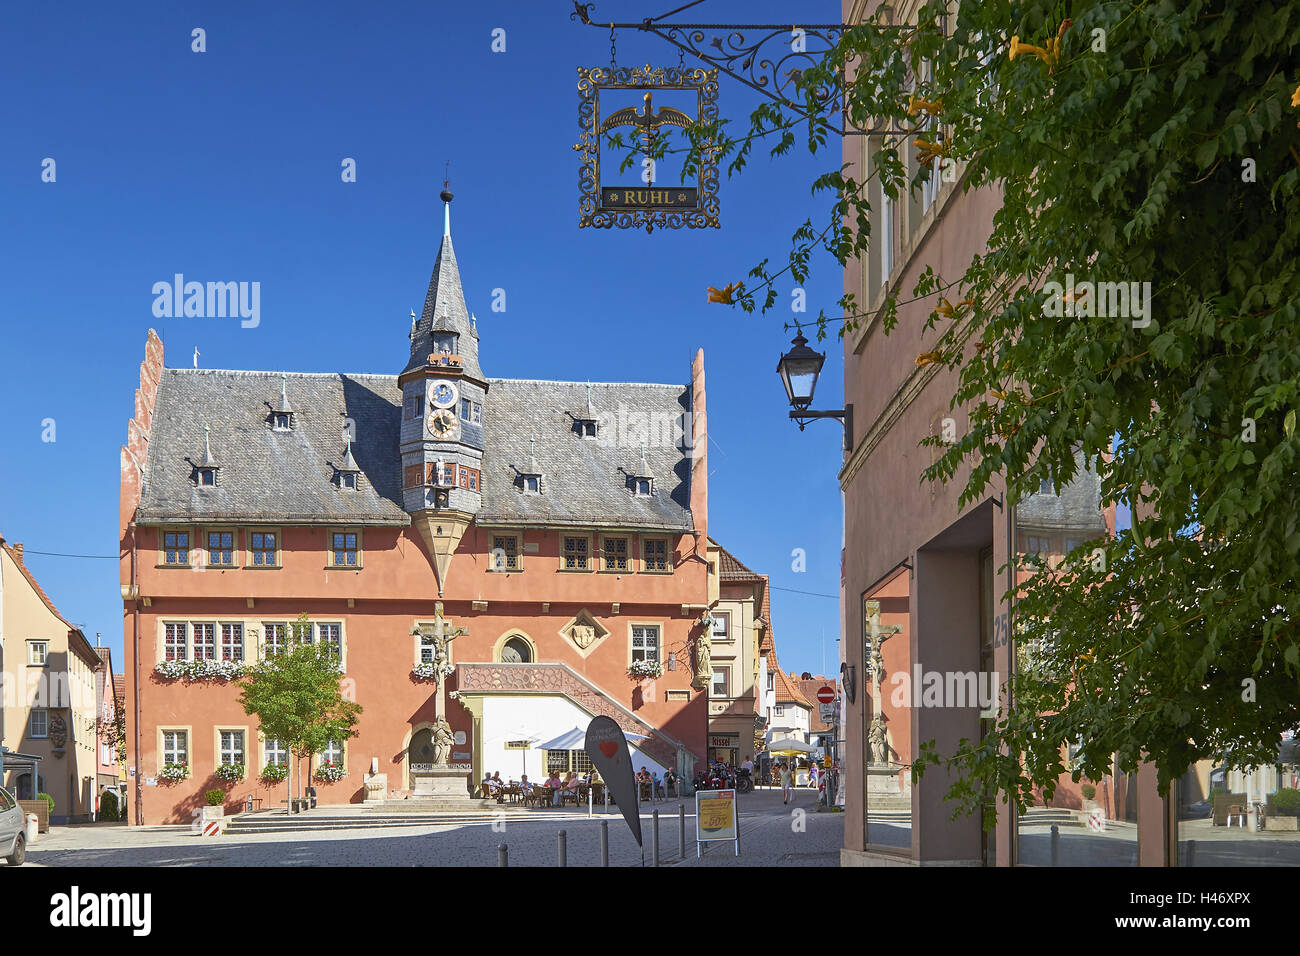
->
[498,843,508,867]
[600,819,609,867]
[1049,824,1060,866]
[558,829,567,867]
[652,809,660,867]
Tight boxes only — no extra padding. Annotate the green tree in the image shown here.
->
[238,613,361,806]
[655,0,1300,816]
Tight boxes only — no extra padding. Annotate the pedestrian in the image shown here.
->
[781,762,793,804]
[810,762,820,788]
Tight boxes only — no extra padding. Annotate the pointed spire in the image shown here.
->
[202,424,215,466]
[586,382,594,418]
[405,178,484,382]
[278,372,294,413]
[409,309,418,341]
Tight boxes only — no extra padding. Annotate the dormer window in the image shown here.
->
[633,477,653,497]
[521,475,541,494]
[333,439,361,490]
[433,331,458,354]
[575,419,598,439]
[195,424,219,487]
[272,373,295,431]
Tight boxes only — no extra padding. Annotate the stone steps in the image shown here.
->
[223,808,593,834]
[1019,808,1081,827]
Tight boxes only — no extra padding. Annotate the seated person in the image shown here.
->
[488,771,504,802]
[519,774,533,794]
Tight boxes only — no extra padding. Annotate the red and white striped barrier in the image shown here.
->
[202,820,223,837]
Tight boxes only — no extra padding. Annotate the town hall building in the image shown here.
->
[119,189,711,823]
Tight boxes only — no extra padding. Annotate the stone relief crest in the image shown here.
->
[560,609,609,656]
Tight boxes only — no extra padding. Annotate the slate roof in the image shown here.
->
[136,370,410,526]
[476,379,693,531]
[406,229,484,382]
[135,372,696,532]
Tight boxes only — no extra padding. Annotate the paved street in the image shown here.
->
[23,789,842,868]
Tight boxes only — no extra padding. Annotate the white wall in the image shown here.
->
[480,696,667,781]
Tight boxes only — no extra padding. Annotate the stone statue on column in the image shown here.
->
[432,717,454,766]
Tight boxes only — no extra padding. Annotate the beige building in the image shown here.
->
[1,538,103,823]
[704,541,768,766]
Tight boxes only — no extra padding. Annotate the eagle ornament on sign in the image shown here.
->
[575,63,720,232]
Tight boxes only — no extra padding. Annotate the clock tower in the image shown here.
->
[398,183,487,595]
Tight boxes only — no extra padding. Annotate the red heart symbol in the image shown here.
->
[599,741,618,758]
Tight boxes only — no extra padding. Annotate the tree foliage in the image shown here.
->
[238,613,361,788]
[657,0,1300,813]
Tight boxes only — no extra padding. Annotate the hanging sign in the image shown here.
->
[695,788,739,857]
[576,63,720,232]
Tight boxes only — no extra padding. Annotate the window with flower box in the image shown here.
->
[264,737,287,768]
[219,730,245,766]
[631,625,660,664]
[163,623,188,661]
[321,739,344,769]
[192,623,216,661]
[220,623,244,662]
[602,536,629,571]
[317,622,343,663]
[263,623,288,658]
[162,730,188,765]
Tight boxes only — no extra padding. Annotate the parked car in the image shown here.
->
[0,786,26,865]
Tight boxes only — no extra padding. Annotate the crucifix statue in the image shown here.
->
[422,601,469,765]
[864,599,901,766]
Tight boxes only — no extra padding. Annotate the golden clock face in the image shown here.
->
[428,409,459,439]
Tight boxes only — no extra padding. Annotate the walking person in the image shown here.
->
[781,762,794,805]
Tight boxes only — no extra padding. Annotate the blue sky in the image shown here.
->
[0,0,848,678]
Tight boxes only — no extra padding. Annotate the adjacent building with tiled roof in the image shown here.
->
[119,192,714,823]
[704,540,768,765]
[1,536,104,822]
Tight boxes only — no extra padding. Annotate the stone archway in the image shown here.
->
[402,722,436,790]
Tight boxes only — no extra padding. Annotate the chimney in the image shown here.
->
[11,543,23,566]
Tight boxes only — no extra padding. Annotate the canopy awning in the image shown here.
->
[768,737,816,754]
[536,727,648,751]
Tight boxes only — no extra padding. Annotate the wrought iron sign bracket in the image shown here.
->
[571,1,915,137]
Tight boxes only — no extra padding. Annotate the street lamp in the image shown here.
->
[776,332,853,450]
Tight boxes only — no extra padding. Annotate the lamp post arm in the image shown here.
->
[789,404,853,452]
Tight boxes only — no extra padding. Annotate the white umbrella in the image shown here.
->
[768,737,816,754]
[535,727,647,751]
